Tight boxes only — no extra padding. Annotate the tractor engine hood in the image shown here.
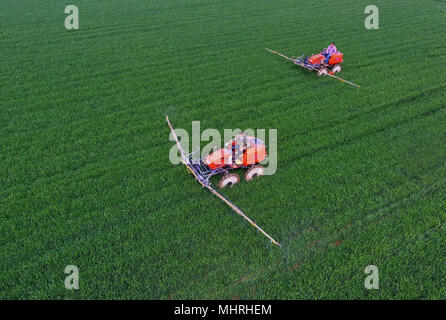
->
[308,53,324,64]
[204,148,231,169]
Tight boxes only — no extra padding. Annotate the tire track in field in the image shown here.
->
[207,176,446,299]
[286,103,446,163]
[288,84,446,139]
[253,156,446,236]
[333,221,446,299]
[207,79,446,149]
[265,167,446,255]
[279,167,446,251]
[169,166,446,299]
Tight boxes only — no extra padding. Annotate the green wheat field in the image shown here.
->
[1,0,445,299]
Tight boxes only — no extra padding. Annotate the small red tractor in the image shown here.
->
[187,134,267,188]
[294,51,343,76]
[266,48,360,88]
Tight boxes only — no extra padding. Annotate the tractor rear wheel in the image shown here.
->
[317,67,328,76]
[245,165,264,181]
[218,173,240,188]
[331,64,342,73]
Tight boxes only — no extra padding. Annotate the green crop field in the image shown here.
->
[1,0,445,299]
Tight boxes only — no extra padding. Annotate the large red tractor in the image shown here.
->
[166,116,281,246]
[187,134,267,188]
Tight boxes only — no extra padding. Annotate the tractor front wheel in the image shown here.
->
[331,64,342,74]
[245,165,264,181]
[318,67,328,76]
[218,173,240,188]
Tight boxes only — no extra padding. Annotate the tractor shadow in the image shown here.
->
[288,64,331,88]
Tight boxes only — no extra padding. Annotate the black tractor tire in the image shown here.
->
[218,173,240,188]
[318,67,328,76]
[245,165,265,181]
[331,64,342,74]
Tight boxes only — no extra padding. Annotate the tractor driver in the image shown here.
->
[322,42,337,64]
[231,134,250,165]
